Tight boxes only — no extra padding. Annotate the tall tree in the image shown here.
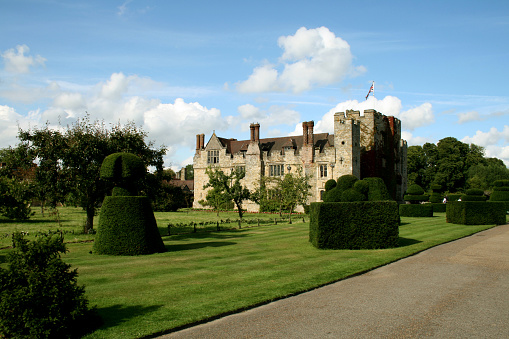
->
[203,167,250,220]
[17,115,165,232]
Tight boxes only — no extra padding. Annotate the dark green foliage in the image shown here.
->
[466,188,484,196]
[403,184,428,204]
[494,179,509,187]
[431,203,447,212]
[461,195,486,201]
[406,184,425,195]
[309,201,399,249]
[489,180,509,211]
[100,152,146,182]
[336,174,358,191]
[429,192,443,203]
[0,232,99,338]
[430,184,443,192]
[446,201,506,225]
[0,177,33,220]
[447,193,463,201]
[341,188,366,202]
[364,177,392,201]
[322,186,342,202]
[94,196,166,255]
[152,183,187,212]
[353,179,369,195]
[324,179,337,191]
[399,204,433,217]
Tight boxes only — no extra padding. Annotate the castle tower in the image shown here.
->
[334,112,360,179]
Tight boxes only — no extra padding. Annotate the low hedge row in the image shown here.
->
[309,201,399,249]
[446,201,506,225]
[94,196,166,255]
[431,203,447,213]
[399,204,433,217]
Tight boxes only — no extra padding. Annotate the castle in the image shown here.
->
[193,109,407,212]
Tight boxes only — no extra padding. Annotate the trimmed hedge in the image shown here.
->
[489,180,509,211]
[446,201,506,225]
[100,152,146,181]
[364,177,392,201]
[446,194,463,202]
[309,201,399,249]
[336,175,358,191]
[406,184,425,195]
[431,203,447,213]
[324,179,337,191]
[399,204,433,217]
[94,196,166,255]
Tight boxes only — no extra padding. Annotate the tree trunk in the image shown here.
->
[84,206,95,234]
[235,200,243,220]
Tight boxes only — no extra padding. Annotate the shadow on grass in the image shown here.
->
[96,304,163,331]
[166,241,237,252]
[0,218,71,224]
[164,229,252,241]
[398,237,422,247]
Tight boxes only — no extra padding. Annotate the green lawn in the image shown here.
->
[0,208,505,338]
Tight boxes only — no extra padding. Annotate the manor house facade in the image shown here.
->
[193,109,407,212]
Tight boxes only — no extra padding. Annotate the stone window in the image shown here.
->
[207,150,219,164]
[269,164,284,177]
[320,190,325,200]
[320,164,327,178]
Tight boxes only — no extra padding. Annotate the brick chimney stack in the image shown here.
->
[250,124,255,142]
[302,121,308,145]
[200,134,205,149]
[308,121,314,146]
[196,134,201,150]
[254,123,260,141]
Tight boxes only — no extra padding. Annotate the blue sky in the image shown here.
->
[1,0,508,168]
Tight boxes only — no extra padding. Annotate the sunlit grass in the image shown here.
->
[1,208,503,338]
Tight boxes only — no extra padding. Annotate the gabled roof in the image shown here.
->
[212,133,332,156]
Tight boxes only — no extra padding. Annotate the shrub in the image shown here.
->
[406,184,425,195]
[431,203,447,213]
[466,188,484,196]
[446,201,506,225]
[0,232,100,338]
[489,180,509,211]
[430,184,443,192]
[309,201,399,249]
[461,188,486,202]
[364,177,392,201]
[447,193,463,202]
[399,204,433,217]
[94,196,166,255]
[336,175,358,191]
[353,179,369,195]
[341,188,366,202]
[0,177,33,220]
[324,179,337,191]
[323,186,342,202]
[428,192,443,204]
[403,184,428,204]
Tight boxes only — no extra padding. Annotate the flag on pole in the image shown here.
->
[365,82,374,100]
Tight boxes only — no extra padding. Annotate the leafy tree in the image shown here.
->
[467,160,509,191]
[200,186,232,216]
[0,177,34,220]
[0,232,99,338]
[17,115,165,232]
[203,167,250,219]
[185,164,194,180]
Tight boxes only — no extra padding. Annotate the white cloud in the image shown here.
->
[399,102,434,130]
[401,131,434,146]
[236,27,364,94]
[236,104,301,134]
[457,111,480,124]
[0,105,40,148]
[462,126,509,166]
[1,45,46,74]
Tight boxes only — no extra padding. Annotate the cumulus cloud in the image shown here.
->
[236,27,364,94]
[0,105,41,148]
[462,126,509,166]
[1,45,46,74]
[293,96,434,136]
[236,103,301,135]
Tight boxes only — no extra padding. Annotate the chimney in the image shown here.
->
[254,123,260,141]
[308,121,314,145]
[196,134,201,150]
[302,122,308,145]
[250,124,255,142]
[200,134,205,149]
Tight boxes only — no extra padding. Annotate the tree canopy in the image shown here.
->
[16,115,166,232]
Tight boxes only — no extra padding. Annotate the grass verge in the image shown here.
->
[1,209,504,338]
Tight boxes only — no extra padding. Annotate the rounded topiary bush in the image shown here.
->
[336,175,358,191]
[429,184,443,203]
[323,186,342,202]
[353,179,369,195]
[404,184,428,204]
[341,188,366,202]
[364,177,392,201]
[461,188,486,202]
[324,179,337,191]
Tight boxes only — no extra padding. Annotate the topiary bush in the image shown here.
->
[309,201,399,249]
[324,179,337,191]
[0,232,100,338]
[428,184,443,204]
[461,188,487,201]
[404,184,428,204]
[364,177,392,201]
[94,153,166,256]
[446,201,506,225]
[341,188,366,202]
[336,174,358,191]
[324,175,392,203]
[489,180,509,211]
